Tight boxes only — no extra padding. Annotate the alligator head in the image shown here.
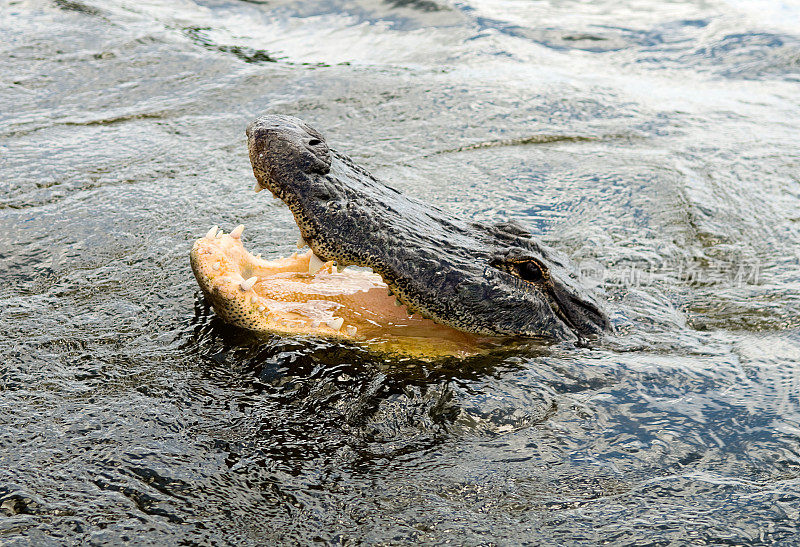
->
[228,114,611,342]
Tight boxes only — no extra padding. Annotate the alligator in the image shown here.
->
[190,115,610,352]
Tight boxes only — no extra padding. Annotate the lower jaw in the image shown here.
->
[190,224,487,357]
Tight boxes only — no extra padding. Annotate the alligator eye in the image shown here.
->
[308,139,322,146]
[518,261,545,283]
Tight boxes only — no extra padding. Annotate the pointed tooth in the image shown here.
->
[296,236,308,249]
[255,253,262,260]
[230,224,244,239]
[254,182,263,193]
[212,262,220,271]
[345,325,357,336]
[257,305,266,312]
[240,276,257,291]
[308,253,324,274]
[326,317,344,331]
[216,230,225,238]
[205,225,219,239]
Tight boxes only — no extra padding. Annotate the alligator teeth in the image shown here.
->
[297,236,308,249]
[308,253,324,274]
[255,253,262,260]
[257,305,266,312]
[326,317,344,331]
[212,262,220,271]
[240,276,257,291]
[230,224,244,239]
[206,225,219,239]
[254,182,263,193]
[345,325,357,336]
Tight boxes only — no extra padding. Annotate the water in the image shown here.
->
[1,0,800,543]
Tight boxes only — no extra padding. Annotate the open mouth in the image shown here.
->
[190,223,483,355]
[194,114,609,348]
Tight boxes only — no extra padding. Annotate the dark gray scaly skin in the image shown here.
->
[246,115,611,341]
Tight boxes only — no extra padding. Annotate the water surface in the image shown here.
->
[2,0,800,543]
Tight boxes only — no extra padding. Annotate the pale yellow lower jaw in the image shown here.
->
[189,227,484,356]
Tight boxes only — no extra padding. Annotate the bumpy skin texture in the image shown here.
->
[246,115,611,341]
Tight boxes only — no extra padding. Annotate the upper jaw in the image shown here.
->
[246,119,608,341]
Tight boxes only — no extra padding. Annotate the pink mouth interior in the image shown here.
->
[190,226,485,357]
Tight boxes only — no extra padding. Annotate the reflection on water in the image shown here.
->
[1,0,800,543]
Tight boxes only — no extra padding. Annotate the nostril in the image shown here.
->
[308,139,321,146]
